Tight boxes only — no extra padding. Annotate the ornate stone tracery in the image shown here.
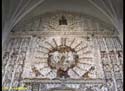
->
[2,12,123,91]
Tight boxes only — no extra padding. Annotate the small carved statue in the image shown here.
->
[31,66,42,77]
[59,16,67,25]
[57,68,69,78]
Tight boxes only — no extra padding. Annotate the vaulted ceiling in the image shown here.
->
[20,0,114,24]
[2,0,123,46]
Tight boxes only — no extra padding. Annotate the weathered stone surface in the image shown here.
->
[2,12,123,91]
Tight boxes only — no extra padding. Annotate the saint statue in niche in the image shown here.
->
[117,50,122,58]
[59,16,67,25]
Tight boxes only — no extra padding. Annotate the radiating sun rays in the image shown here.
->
[33,37,93,79]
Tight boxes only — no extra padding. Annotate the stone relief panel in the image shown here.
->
[2,12,122,91]
[2,32,123,91]
[22,36,104,80]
